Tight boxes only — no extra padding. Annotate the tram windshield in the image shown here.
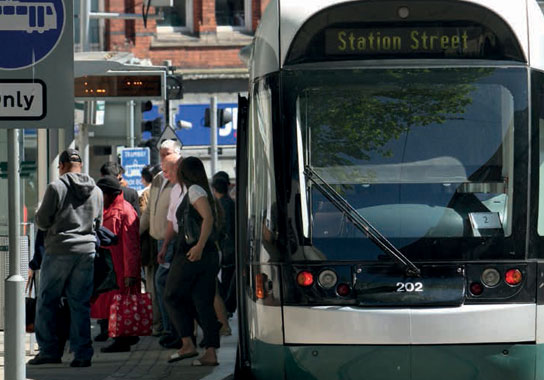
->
[291,66,528,261]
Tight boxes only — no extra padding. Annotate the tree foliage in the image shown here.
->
[303,68,495,167]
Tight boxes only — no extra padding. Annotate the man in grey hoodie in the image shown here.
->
[28,149,103,368]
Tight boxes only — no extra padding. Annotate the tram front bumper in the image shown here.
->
[281,343,540,380]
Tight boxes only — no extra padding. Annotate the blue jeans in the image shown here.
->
[155,239,175,336]
[35,252,95,360]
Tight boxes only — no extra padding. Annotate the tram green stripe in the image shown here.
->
[251,340,544,380]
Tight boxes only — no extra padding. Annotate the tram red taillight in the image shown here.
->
[505,269,522,286]
[336,283,351,297]
[469,282,484,296]
[296,271,314,287]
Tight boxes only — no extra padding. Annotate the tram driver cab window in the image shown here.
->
[296,68,519,261]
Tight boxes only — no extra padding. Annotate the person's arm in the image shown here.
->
[35,185,60,230]
[139,189,150,213]
[122,212,141,289]
[157,221,175,264]
[95,189,104,230]
[186,196,214,262]
[139,193,151,234]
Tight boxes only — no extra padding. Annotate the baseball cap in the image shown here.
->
[96,176,122,194]
[59,149,82,164]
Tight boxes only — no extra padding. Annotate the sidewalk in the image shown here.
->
[0,318,237,380]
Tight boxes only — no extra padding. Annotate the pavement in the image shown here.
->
[0,317,237,380]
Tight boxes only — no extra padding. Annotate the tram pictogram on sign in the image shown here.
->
[0,0,65,70]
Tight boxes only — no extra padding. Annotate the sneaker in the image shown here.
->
[100,341,131,353]
[94,332,109,342]
[126,336,140,346]
[27,355,62,365]
[159,334,176,345]
[160,339,182,349]
[70,359,91,368]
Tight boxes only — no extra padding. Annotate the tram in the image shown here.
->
[235,0,544,379]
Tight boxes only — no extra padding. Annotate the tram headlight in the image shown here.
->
[481,268,500,287]
[317,269,338,289]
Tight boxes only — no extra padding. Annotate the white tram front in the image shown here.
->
[235,1,544,379]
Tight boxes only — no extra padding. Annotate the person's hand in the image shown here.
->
[25,269,34,293]
[124,277,138,288]
[157,247,166,265]
[186,245,203,262]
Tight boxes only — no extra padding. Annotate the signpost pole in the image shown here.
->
[5,129,25,380]
[210,96,218,176]
[80,0,91,52]
[127,100,135,148]
[81,101,93,175]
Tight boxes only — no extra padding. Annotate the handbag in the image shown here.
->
[93,247,118,297]
[183,200,202,246]
[25,276,36,333]
[108,292,152,338]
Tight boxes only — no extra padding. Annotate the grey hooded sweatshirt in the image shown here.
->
[35,172,103,254]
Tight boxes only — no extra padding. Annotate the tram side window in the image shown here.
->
[16,6,27,15]
[46,6,53,15]
[534,70,544,236]
[4,6,14,15]
[247,80,278,261]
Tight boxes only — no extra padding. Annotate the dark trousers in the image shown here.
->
[220,265,236,314]
[164,246,220,348]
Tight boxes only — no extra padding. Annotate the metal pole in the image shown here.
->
[210,96,218,175]
[81,101,92,175]
[49,129,60,182]
[127,100,135,148]
[165,99,170,129]
[37,129,48,199]
[80,0,91,51]
[5,129,25,380]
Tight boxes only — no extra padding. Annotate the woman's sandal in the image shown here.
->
[192,358,219,366]
[219,325,232,336]
[167,351,198,363]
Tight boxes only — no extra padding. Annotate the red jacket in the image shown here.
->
[91,192,141,319]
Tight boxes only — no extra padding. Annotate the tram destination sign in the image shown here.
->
[0,0,74,129]
[325,26,485,57]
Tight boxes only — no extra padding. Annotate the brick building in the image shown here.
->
[87,0,270,177]
[104,0,268,70]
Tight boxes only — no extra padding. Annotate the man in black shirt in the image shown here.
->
[212,176,236,313]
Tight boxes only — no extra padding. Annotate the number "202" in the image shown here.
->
[396,282,423,292]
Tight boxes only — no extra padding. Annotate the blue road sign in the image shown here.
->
[120,147,150,192]
[142,103,238,146]
[0,0,65,70]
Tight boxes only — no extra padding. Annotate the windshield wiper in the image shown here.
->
[304,166,421,277]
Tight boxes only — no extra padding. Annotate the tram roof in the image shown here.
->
[249,0,544,79]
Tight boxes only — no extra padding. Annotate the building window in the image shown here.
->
[157,0,193,32]
[216,0,243,26]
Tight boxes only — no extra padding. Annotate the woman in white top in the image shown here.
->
[164,156,222,366]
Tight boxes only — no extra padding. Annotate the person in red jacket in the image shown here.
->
[91,175,141,353]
